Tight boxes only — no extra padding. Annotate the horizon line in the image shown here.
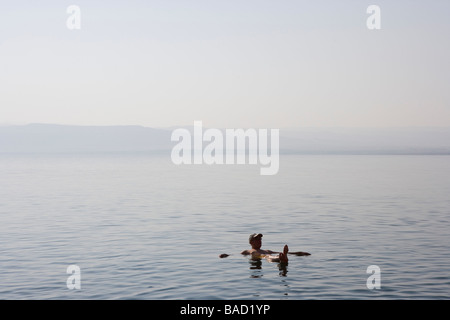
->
[2,122,450,130]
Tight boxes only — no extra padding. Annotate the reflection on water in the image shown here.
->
[278,264,288,277]
[249,259,263,278]
[248,258,288,278]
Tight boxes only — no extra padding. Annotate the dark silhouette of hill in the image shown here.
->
[0,124,172,153]
[1,124,450,154]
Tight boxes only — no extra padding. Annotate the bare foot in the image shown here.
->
[279,245,289,263]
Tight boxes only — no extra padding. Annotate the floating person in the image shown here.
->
[219,233,311,263]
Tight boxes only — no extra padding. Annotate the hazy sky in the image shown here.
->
[1,0,450,128]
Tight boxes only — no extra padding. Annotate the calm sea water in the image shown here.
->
[0,154,449,299]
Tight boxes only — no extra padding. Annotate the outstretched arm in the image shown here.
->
[266,248,311,256]
[288,251,311,256]
[219,250,252,258]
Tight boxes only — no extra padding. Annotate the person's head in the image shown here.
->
[249,233,263,249]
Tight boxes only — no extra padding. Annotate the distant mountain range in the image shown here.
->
[1,123,450,154]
